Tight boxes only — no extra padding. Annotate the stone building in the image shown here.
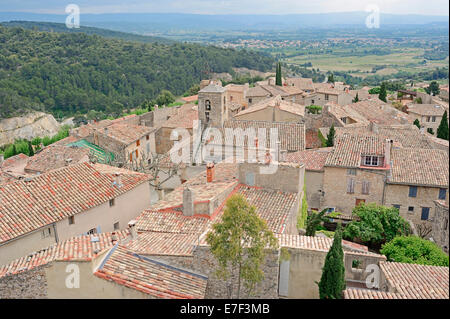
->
[0,162,152,265]
[432,200,449,253]
[198,82,228,128]
[406,103,447,135]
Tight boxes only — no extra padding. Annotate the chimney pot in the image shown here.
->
[111,231,118,245]
[206,162,215,183]
[128,220,138,240]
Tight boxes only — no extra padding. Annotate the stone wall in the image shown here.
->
[0,265,49,299]
[432,200,449,253]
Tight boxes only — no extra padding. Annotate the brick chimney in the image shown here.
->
[113,172,122,188]
[183,187,194,216]
[128,220,138,240]
[111,232,118,245]
[206,162,215,183]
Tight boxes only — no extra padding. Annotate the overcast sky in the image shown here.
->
[0,0,448,15]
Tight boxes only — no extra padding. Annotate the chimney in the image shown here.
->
[206,162,215,183]
[264,149,272,164]
[111,231,118,245]
[65,158,73,166]
[280,150,288,161]
[113,172,122,188]
[128,220,138,240]
[384,139,393,167]
[369,121,379,134]
[183,187,194,216]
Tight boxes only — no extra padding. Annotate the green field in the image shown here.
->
[283,48,449,79]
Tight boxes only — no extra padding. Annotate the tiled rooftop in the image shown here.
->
[0,231,129,278]
[347,99,410,125]
[235,95,305,118]
[101,123,156,145]
[407,103,446,116]
[325,133,385,168]
[390,148,449,187]
[125,232,199,256]
[284,147,333,171]
[0,162,150,244]
[24,145,90,174]
[162,104,198,129]
[95,245,208,299]
[285,77,314,91]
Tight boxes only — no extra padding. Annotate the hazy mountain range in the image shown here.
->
[0,12,448,33]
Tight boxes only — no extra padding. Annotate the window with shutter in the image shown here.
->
[362,181,370,195]
[347,178,355,194]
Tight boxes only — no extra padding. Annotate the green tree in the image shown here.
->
[275,62,282,86]
[327,73,335,84]
[343,203,410,248]
[318,223,345,299]
[326,124,335,147]
[437,111,449,140]
[425,81,440,96]
[155,90,176,107]
[379,82,387,102]
[381,236,449,266]
[27,141,34,156]
[305,208,329,236]
[413,119,421,129]
[427,128,434,135]
[206,194,278,298]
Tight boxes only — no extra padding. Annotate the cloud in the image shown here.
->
[0,0,448,15]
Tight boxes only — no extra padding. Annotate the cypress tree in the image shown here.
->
[379,82,387,102]
[437,111,449,140]
[275,62,282,86]
[318,223,346,299]
[28,141,34,156]
[326,125,335,147]
[413,119,420,129]
[353,93,359,103]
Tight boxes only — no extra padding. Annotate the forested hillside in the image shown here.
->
[1,21,175,44]
[0,26,274,119]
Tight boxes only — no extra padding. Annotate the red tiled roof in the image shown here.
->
[162,104,198,129]
[0,163,150,244]
[125,232,198,256]
[94,245,207,299]
[284,147,332,171]
[102,123,155,145]
[0,231,129,278]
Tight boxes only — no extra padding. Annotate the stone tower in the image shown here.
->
[198,82,227,128]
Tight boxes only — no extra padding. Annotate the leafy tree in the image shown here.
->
[413,119,421,129]
[206,194,278,298]
[353,93,359,103]
[343,203,410,248]
[326,125,335,147]
[3,144,16,159]
[155,90,176,107]
[306,208,328,236]
[437,111,449,140]
[318,223,346,299]
[381,236,449,266]
[379,82,387,102]
[368,87,381,95]
[31,137,42,146]
[425,81,440,96]
[275,62,282,86]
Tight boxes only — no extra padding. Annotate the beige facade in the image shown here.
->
[321,166,386,215]
[304,170,325,210]
[384,184,448,226]
[0,182,152,266]
[407,111,443,135]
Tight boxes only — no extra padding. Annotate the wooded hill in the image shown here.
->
[0,25,274,119]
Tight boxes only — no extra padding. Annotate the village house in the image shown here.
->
[432,199,449,253]
[246,84,305,106]
[285,77,315,93]
[406,103,446,134]
[303,88,353,107]
[0,153,29,184]
[0,162,152,265]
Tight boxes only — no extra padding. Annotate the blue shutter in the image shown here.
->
[421,207,430,220]
[439,188,447,200]
[409,186,417,197]
[96,226,101,234]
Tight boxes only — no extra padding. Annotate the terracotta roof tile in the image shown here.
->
[284,148,332,171]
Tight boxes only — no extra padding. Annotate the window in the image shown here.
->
[347,168,357,176]
[114,222,120,230]
[355,199,366,206]
[311,99,315,104]
[362,181,370,195]
[230,96,233,101]
[393,204,401,210]
[109,198,115,207]
[409,186,418,198]
[87,228,97,235]
[426,116,431,122]
[363,156,379,166]
[136,140,140,147]
[205,112,210,123]
[146,134,150,141]
[41,227,52,239]
[439,188,447,200]
[421,207,430,221]
[327,207,335,213]
[205,100,211,111]
[69,216,75,225]
[432,116,436,122]
[341,117,347,124]
[325,94,329,101]
[249,98,252,104]
[408,206,414,213]
[347,178,355,194]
